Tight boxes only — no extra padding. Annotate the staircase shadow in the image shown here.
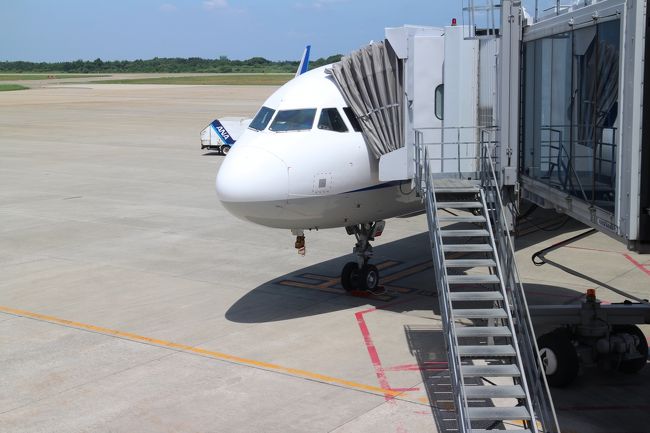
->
[405,325,512,432]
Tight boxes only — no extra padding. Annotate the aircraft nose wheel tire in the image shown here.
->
[538,329,579,387]
[341,262,379,291]
[363,264,379,291]
[341,262,360,291]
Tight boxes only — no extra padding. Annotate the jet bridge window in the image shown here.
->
[269,109,316,132]
[249,106,275,131]
[435,85,444,120]
[318,108,348,132]
[522,20,620,213]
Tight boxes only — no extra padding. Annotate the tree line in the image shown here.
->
[0,55,343,74]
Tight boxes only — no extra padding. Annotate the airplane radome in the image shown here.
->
[215,65,423,291]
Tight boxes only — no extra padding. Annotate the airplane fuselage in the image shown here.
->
[216,66,422,230]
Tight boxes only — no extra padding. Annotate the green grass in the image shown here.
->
[0,74,107,81]
[90,74,293,86]
[0,84,28,91]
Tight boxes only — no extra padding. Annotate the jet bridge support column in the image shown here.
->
[497,0,523,232]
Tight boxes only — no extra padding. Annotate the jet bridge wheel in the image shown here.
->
[538,329,579,387]
[613,325,648,374]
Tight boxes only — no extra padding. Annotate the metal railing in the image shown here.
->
[480,142,560,433]
[463,0,501,39]
[414,142,471,432]
[527,125,617,211]
[415,126,498,178]
[525,0,607,22]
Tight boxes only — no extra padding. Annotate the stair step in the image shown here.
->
[458,344,516,357]
[445,259,496,267]
[449,291,504,302]
[454,308,507,319]
[471,430,530,433]
[464,385,526,399]
[447,274,500,285]
[461,364,521,377]
[443,244,493,252]
[467,406,531,421]
[438,215,486,223]
[435,187,480,194]
[440,229,490,237]
[437,201,482,209]
[455,326,511,337]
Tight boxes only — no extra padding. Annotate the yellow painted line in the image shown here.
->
[0,305,402,398]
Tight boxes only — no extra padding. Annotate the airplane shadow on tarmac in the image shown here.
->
[226,214,589,325]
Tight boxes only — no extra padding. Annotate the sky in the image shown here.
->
[0,0,461,62]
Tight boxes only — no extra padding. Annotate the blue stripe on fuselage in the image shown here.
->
[343,180,404,194]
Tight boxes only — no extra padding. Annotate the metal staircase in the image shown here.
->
[414,141,560,432]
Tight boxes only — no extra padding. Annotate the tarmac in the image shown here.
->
[1,81,648,433]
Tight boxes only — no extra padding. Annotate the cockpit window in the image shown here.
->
[318,108,348,132]
[269,109,316,132]
[342,107,362,132]
[249,106,275,131]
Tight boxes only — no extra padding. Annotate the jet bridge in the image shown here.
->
[328,2,650,430]
[518,0,650,252]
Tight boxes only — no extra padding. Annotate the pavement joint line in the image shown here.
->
[0,305,419,401]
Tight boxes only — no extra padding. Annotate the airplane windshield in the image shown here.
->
[269,109,316,132]
[318,108,348,132]
[249,106,275,131]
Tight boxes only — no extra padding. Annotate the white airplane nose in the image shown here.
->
[216,145,289,208]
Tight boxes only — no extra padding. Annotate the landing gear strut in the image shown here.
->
[341,221,385,291]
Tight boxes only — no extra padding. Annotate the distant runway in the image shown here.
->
[0,83,647,432]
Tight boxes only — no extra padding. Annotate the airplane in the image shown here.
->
[200,46,312,155]
[215,63,424,292]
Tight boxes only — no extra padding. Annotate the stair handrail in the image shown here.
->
[480,142,561,433]
[415,140,472,432]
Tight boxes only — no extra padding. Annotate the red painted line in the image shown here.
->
[386,362,447,372]
[354,299,415,404]
[355,309,393,400]
[389,366,447,372]
[355,299,433,433]
[623,253,650,277]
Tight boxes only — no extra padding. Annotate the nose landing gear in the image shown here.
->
[341,221,385,292]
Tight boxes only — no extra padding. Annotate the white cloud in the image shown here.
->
[203,0,228,9]
[160,3,177,12]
